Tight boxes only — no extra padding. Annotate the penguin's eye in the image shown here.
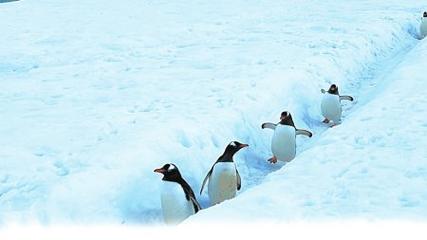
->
[230,141,237,147]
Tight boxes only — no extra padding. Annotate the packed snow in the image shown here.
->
[0,0,426,225]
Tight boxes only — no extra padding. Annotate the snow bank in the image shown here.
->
[188,34,427,222]
[0,0,426,224]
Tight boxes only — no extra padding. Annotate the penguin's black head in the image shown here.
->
[280,111,291,120]
[154,163,182,181]
[424,12,427,18]
[279,111,296,127]
[222,141,249,159]
[328,84,339,95]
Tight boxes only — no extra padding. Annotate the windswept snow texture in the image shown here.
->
[0,0,426,224]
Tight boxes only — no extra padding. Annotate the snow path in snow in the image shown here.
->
[188,31,427,223]
[1,0,426,225]
[204,34,418,200]
[193,23,420,215]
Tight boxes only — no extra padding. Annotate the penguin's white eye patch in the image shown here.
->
[230,141,237,147]
[168,164,176,171]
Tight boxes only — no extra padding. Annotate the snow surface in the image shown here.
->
[189,36,427,223]
[0,0,426,225]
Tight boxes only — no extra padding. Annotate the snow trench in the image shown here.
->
[188,33,427,222]
[182,20,422,223]
[1,0,426,225]
[192,24,418,212]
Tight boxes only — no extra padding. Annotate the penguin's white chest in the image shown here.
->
[208,162,237,205]
[321,93,341,122]
[160,181,195,225]
[271,125,296,162]
[421,18,427,38]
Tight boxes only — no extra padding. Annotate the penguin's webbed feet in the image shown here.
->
[268,156,278,164]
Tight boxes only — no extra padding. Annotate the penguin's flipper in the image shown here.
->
[236,169,241,191]
[200,166,214,195]
[261,122,277,130]
[183,186,202,213]
[189,195,202,213]
[180,180,202,212]
[321,89,326,94]
[296,129,313,137]
[339,95,354,101]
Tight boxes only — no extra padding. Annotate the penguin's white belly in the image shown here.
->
[321,93,341,122]
[208,162,237,205]
[421,19,427,38]
[160,181,195,225]
[271,125,296,162]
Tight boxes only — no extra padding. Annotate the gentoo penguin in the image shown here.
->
[320,84,353,125]
[200,141,248,206]
[262,111,312,164]
[154,163,201,225]
[421,12,427,38]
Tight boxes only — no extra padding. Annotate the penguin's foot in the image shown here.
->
[268,156,278,164]
[322,118,330,123]
[330,119,341,127]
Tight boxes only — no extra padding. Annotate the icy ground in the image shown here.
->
[0,0,426,225]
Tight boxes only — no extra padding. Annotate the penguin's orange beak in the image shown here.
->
[239,143,249,149]
[154,168,166,174]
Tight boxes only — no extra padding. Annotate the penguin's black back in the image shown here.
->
[162,165,201,213]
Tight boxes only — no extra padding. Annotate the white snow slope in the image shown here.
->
[190,33,427,223]
[0,0,426,225]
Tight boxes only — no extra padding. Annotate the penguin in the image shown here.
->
[200,141,248,206]
[262,111,312,164]
[421,12,427,39]
[154,163,201,225]
[320,84,353,125]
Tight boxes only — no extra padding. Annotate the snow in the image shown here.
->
[189,37,427,222]
[0,0,427,225]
